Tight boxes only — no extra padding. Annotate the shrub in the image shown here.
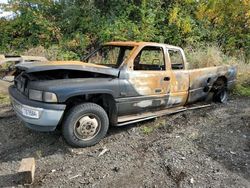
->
[24,45,80,61]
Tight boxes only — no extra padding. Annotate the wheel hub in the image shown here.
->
[75,115,99,139]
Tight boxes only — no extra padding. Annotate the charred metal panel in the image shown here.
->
[27,77,120,103]
[127,70,171,96]
[123,70,171,114]
[168,70,189,107]
[187,65,237,103]
[116,94,169,116]
[117,71,170,116]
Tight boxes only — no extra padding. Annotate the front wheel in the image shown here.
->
[62,103,109,147]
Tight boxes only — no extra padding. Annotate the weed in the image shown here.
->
[141,118,166,134]
[0,93,10,104]
[142,126,154,134]
[233,84,250,97]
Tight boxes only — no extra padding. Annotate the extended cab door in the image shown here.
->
[117,44,171,115]
[166,47,189,107]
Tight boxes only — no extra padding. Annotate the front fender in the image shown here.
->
[62,89,116,102]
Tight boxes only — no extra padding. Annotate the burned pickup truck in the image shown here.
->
[6,42,237,147]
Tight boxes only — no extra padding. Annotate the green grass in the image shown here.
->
[0,93,10,104]
[142,126,154,134]
[141,118,166,134]
[233,84,250,97]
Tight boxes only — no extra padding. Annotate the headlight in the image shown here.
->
[29,89,43,101]
[28,89,58,103]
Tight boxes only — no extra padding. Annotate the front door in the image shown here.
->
[118,46,171,115]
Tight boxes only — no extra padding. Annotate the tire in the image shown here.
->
[213,89,228,103]
[62,103,109,147]
[212,78,228,103]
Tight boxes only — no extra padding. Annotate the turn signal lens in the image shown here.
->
[43,92,58,103]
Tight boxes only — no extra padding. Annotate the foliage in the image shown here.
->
[0,0,249,61]
[234,85,250,97]
[0,93,10,104]
[0,0,249,97]
[186,45,234,68]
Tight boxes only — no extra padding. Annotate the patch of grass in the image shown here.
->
[233,84,250,97]
[233,63,250,97]
[142,126,154,134]
[34,150,43,159]
[0,93,10,104]
[141,118,166,134]
[186,45,226,68]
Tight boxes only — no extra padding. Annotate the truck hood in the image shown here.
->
[15,61,120,77]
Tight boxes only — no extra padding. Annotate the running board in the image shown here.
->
[117,104,211,126]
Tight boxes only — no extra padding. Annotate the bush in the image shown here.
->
[24,45,80,61]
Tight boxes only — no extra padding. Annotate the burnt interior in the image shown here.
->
[16,69,113,81]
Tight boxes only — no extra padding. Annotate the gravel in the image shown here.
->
[0,96,249,187]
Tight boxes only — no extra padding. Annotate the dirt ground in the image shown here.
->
[0,95,249,188]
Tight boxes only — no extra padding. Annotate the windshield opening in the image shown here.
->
[84,45,134,68]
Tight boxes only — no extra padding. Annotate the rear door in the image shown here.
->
[118,45,171,115]
[166,48,189,107]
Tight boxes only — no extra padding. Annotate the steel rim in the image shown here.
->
[73,114,101,141]
[220,90,227,102]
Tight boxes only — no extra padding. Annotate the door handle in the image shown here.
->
[164,77,170,81]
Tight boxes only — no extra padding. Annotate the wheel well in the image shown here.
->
[64,94,117,126]
[217,76,227,84]
[212,76,227,92]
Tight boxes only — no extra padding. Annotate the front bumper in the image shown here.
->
[9,86,66,132]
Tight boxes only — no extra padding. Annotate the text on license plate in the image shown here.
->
[21,108,39,119]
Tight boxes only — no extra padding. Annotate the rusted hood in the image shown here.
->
[15,61,119,77]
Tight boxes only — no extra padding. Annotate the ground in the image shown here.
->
[0,94,249,188]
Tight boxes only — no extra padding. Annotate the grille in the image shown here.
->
[15,74,27,95]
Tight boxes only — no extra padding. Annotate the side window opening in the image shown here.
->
[168,49,184,70]
[134,46,165,71]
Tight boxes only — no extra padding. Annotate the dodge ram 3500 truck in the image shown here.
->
[6,42,237,147]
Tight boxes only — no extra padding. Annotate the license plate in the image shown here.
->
[12,98,40,119]
[21,108,39,119]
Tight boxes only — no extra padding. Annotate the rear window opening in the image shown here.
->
[168,49,184,70]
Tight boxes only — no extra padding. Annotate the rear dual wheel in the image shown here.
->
[212,78,228,103]
[214,89,228,103]
[62,103,109,147]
